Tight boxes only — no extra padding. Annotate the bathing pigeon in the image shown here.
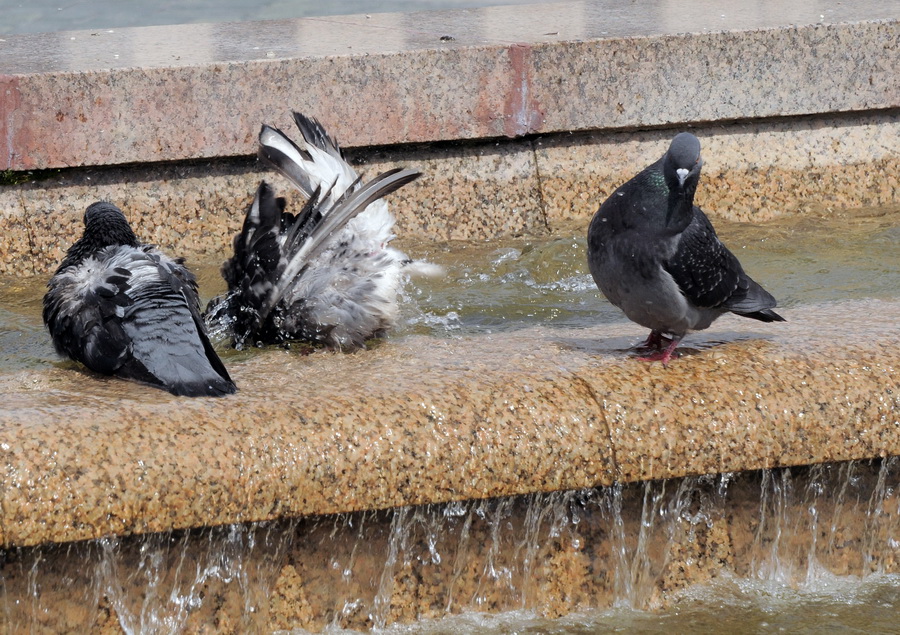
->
[205,112,439,350]
[43,202,237,396]
[587,132,784,365]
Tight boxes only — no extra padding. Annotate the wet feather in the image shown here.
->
[207,112,442,350]
[44,202,237,396]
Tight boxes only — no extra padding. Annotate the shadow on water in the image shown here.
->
[552,331,777,361]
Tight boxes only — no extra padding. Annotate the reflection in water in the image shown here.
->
[2,460,899,632]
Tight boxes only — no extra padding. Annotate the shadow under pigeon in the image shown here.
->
[554,330,779,362]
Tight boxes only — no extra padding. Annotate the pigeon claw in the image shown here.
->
[635,336,681,366]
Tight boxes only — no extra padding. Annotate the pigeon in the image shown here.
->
[205,112,440,350]
[586,132,784,365]
[43,202,237,396]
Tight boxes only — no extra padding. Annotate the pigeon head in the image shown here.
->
[82,201,140,249]
[663,132,703,193]
[56,201,141,271]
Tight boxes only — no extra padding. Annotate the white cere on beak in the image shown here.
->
[676,168,689,186]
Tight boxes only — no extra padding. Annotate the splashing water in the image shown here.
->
[1,207,899,366]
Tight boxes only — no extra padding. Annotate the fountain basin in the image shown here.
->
[3,461,900,632]
[1,1,898,275]
[1,1,899,631]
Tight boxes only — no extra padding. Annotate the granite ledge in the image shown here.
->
[0,299,897,549]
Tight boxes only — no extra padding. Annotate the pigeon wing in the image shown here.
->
[662,208,743,310]
[43,253,135,375]
[151,249,238,393]
[117,253,234,396]
[45,246,235,396]
[663,208,783,321]
[261,167,421,322]
[258,117,357,206]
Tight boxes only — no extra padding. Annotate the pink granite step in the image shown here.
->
[2,0,898,170]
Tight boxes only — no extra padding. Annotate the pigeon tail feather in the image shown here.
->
[733,308,786,323]
[262,167,421,321]
[258,117,357,206]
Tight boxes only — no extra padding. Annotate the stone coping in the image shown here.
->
[0,299,897,549]
[1,0,898,170]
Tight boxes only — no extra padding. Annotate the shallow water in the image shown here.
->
[1,0,560,35]
[352,572,900,634]
[2,206,899,374]
[397,207,900,337]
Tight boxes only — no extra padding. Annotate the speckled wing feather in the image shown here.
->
[662,209,742,309]
[663,208,782,320]
[46,245,236,396]
[44,251,134,375]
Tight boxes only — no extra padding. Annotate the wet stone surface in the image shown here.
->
[0,298,897,548]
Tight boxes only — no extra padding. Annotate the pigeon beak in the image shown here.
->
[676,168,689,187]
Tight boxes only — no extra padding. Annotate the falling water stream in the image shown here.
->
[2,460,900,632]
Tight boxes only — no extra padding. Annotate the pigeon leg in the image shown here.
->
[641,330,662,349]
[637,336,682,366]
[638,330,672,351]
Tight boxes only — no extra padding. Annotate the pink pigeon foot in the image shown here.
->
[637,336,681,366]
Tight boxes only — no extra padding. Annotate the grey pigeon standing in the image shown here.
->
[587,132,784,365]
[205,112,440,350]
[43,202,237,396]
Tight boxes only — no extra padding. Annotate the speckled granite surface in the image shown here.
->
[2,111,898,275]
[1,1,897,170]
[0,299,896,549]
[535,113,900,226]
